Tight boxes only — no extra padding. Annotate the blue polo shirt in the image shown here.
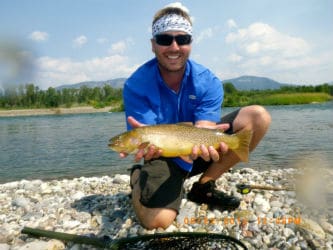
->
[123,58,223,171]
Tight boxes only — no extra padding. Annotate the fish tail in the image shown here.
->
[232,130,253,162]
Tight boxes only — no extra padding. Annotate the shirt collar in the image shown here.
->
[155,59,191,92]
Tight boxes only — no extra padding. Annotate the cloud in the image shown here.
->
[108,38,134,54]
[226,19,237,29]
[225,22,310,59]
[110,41,127,54]
[97,38,108,44]
[220,21,333,84]
[73,35,88,48]
[34,55,139,89]
[195,28,214,44]
[29,31,49,42]
[228,53,243,63]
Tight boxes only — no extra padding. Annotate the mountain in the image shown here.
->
[222,75,285,90]
[55,75,288,91]
[55,78,126,91]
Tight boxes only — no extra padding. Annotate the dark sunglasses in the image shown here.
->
[154,34,192,46]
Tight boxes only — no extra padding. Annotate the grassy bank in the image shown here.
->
[223,92,332,107]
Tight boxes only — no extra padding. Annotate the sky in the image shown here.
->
[1,0,333,90]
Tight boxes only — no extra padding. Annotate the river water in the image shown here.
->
[0,102,332,183]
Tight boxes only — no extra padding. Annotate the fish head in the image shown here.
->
[108,130,142,154]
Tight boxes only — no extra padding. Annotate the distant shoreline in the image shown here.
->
[0,106,113,117]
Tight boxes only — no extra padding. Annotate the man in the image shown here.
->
[120,3,271,229]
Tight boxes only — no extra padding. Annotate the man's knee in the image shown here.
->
[137,207,177,229]
[250,105,271,124]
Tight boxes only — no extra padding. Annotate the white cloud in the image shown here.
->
[110,41,127,54]
[108,38,134,54]
[97,38,108,44]
[34,55,139,89]
[228,53,243,63]
[226,19,237,29]
[220,21,333,84]
[73,35,88,48]
[225,22,310,59]
[195,28,214,44]
[29,31,49,42]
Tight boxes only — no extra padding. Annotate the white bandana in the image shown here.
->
[152,13,192,36]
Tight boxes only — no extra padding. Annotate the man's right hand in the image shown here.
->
[119,116,162,162]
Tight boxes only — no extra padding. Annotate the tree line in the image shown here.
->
[222,82,333,106]
[0,84,123,110]
[0,82,332,110]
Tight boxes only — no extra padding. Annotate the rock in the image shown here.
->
[11,197,31,210]
[112,174,130,184]
[253,194,271,213]
[71,191,85,201]
[319,219,333,234]
[283,227,295,238]
[165,224,178,232]
[63,220,81,229]
[0,244,10,250]
[270,200,283,208]
[0,168,327,250]
[234,210,257,223]
[17,240,49,250]
[46,239,65,250]
[296,217,326,240]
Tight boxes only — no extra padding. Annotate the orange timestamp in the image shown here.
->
[183,216,301,225]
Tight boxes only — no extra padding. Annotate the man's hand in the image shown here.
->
[119,116,162,162]
[191,121,230,162]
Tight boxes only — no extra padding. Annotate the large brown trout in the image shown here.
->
[109,124,253,162]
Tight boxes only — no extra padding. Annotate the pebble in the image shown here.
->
[0,168,332,249]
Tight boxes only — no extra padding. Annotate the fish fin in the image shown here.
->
[138,141,150,149]
[232,130,253,162]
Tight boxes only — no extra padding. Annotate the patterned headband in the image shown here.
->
[152,13,192,36]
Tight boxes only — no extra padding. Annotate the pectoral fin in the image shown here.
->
[138,141,150,149]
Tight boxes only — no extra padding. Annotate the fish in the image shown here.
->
[109,124,253,162]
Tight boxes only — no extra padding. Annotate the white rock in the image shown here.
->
[0,244,10,250]
[17,240,49,250]
[71,191,85,201]
[296,217,326,240]
[112,174,130,184]
[270,200,283,208]
[11,197,31,209]
[319,219,333,234]
[165,224,178,232]
[63,220,81,229]
[253,194,271,213]
[46,239,65,250]
[283,227,295,238]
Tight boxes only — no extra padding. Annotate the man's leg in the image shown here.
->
[199,105,271,183]
[187,105,271,209]
[130,158,187,229]
[131,169,176,229]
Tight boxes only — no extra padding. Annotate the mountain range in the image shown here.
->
[56,75,290,91]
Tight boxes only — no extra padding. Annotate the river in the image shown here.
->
[0,102,332,183]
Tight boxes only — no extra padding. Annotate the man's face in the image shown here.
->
[151,31,192,73]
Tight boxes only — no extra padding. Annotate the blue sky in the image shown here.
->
[1,0,333,89]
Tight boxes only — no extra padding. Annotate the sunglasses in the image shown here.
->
[154,34,192,46]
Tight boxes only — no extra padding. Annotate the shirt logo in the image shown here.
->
[188,95,196,100]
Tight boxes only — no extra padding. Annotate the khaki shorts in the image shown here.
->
[138,109,240,212]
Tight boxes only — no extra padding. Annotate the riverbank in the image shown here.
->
[0,106,112,117]
[1,167,332,250]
